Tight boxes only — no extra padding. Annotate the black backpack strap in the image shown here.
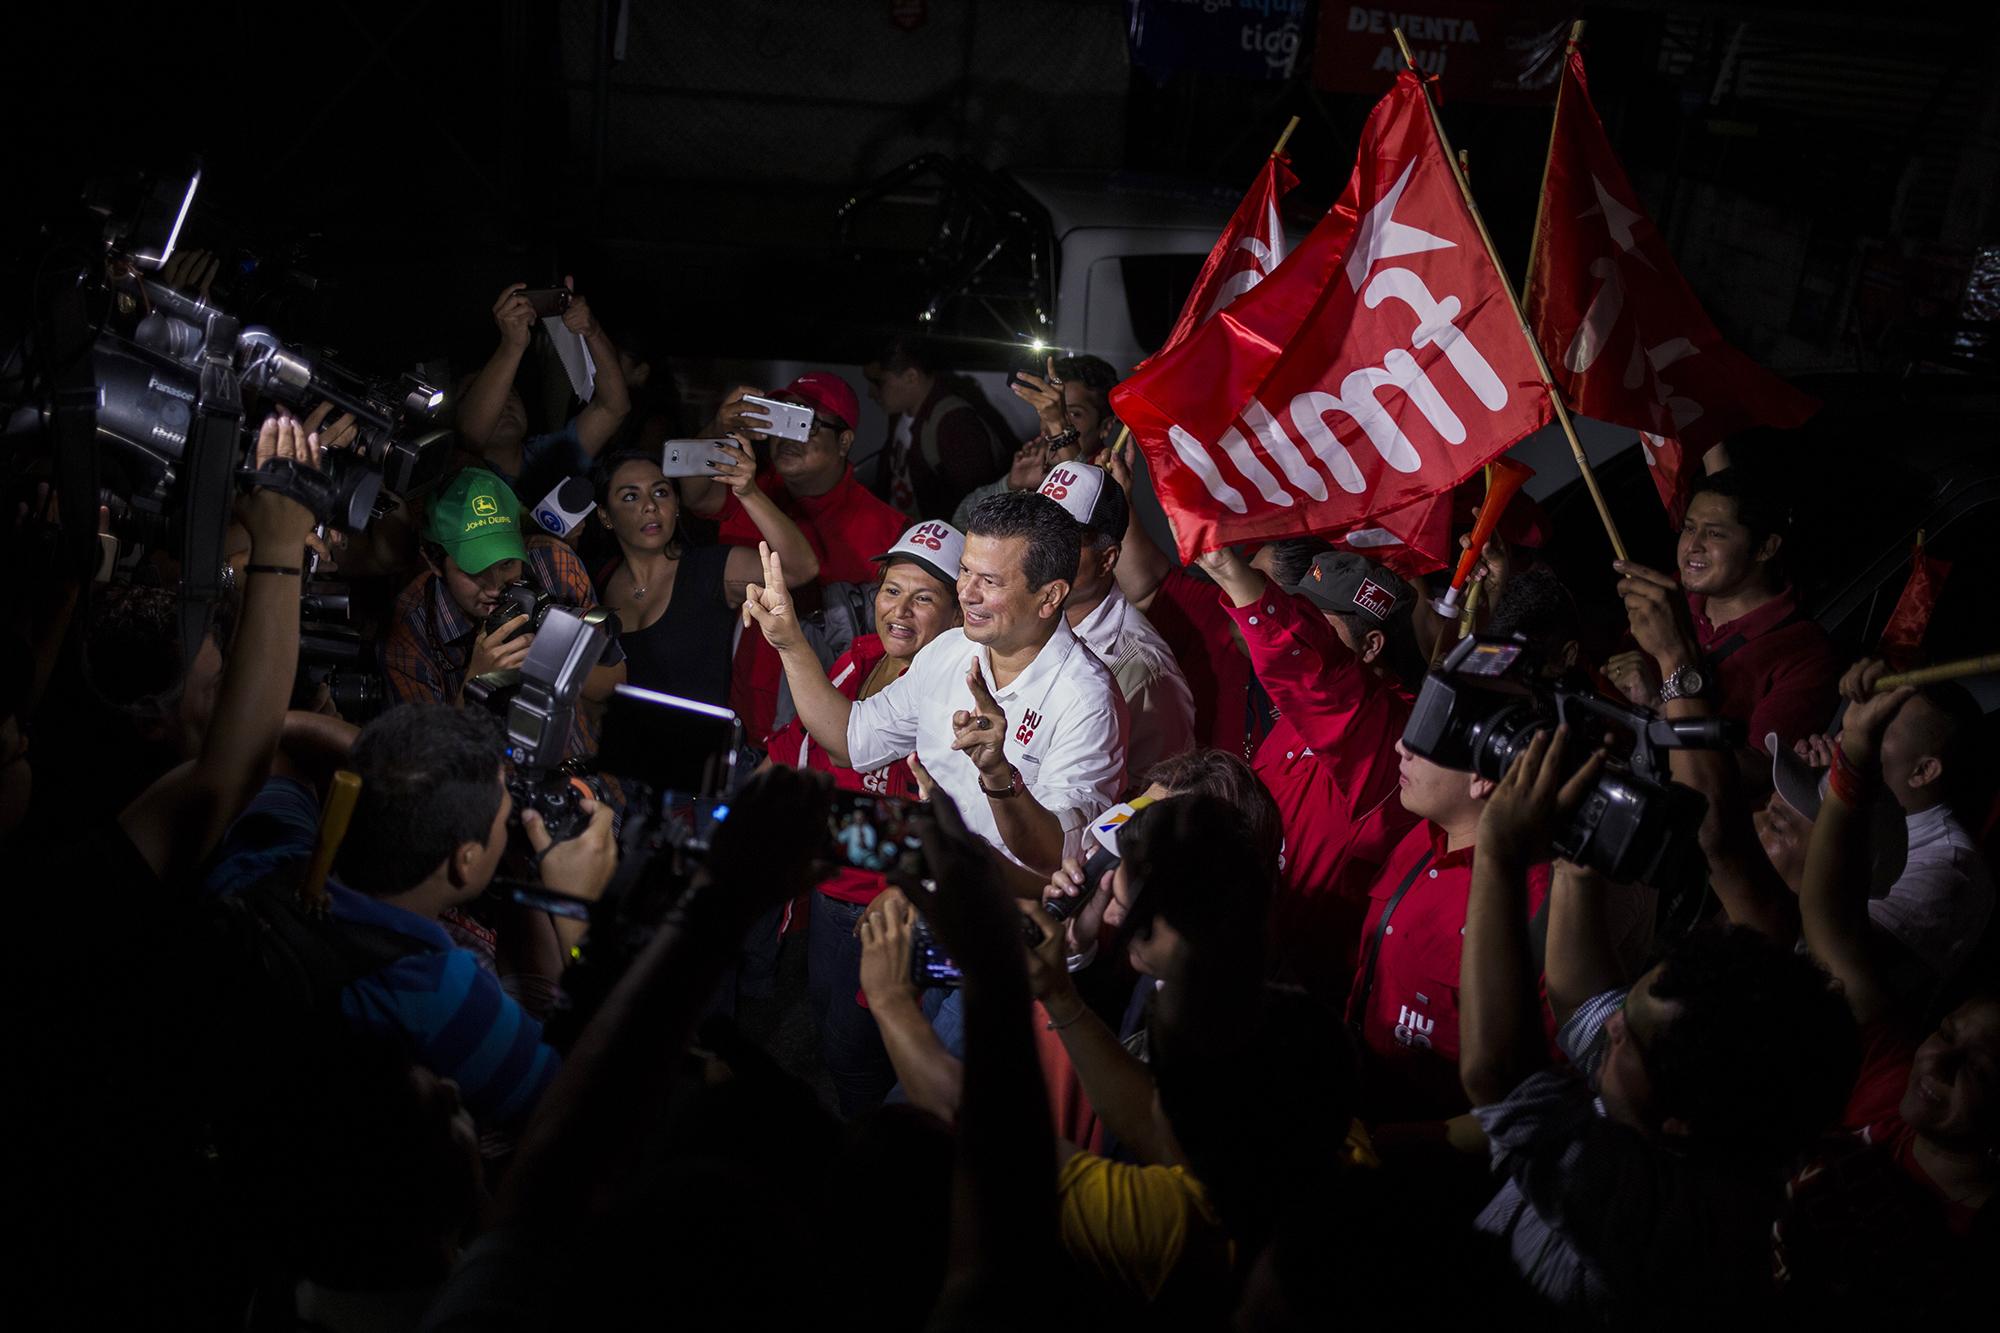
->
[223,867,432,1012]
[1704,608,1806,668]
[1349,848,1434,1035]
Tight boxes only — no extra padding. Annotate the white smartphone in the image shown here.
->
[738,394,815,442]
[661,439,738,478]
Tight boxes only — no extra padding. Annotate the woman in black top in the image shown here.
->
[591,444,818,708]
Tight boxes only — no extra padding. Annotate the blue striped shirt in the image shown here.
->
[208,778,562,1128]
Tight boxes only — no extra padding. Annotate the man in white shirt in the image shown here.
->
[1766,671,1993,1004]
[1034,462,1194,780]
[744,490,1126,872]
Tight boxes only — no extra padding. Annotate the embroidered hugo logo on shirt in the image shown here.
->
[1015,708,1043,746]
[1393,1004,1436,1050]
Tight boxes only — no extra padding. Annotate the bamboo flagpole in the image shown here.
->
[1523,20,1587,282]
[1392,26,1629,562]
[1876,653,2000,691]
[1107,114,1303,464]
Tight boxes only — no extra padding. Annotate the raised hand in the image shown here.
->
[1612,560,1699,672]
[161,246,220,302]
[905,752,936,801]
[1101,430,1135,492]
[1476,725,1605,865]
[739,540,804,653]
[467,614,535,678]
[857,887,921,1011]
[1041,855,1112,956]
[709,436,761,498]
[237,414,323,550]
[1835,658,1914,766]
[558,274,599,340]
[525,795,617,899]
[1794,733,1837,771]
[951,659,1011,779]
[1604,649,1660,706]
[1009,356,1068,437]
[709,384,770,438]
[492,282,536,350]
[1005,439,1050,491]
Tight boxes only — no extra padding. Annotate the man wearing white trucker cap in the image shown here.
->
[744,491,1126,873]
[1036,462,1194,778]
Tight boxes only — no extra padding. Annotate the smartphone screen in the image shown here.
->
[909,918,963,988]
[826,791,925,877]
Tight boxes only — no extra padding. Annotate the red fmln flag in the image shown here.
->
[1331,490,1452,578]
[1155,153,1300,359]
[1878,534,1951,670]
[1526,47,1817,483]
[1112,72,1552,562]
[1637,430,1690,527]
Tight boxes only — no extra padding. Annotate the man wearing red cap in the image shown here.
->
[681,372,910,741]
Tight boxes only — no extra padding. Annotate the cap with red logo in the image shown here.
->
[1294,551,1411,624]
[776,372,861,433]
[1035,462,1128,541]
[873,519,966,588]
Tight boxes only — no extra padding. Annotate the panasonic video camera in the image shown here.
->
[1401,635,1742,886]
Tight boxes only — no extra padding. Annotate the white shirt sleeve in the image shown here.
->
[1867,851,1993,978]
[846,649,927,775]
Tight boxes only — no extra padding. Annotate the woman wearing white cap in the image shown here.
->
[765,519,965,1114]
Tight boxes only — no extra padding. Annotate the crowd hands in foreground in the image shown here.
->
[5,264,1997,1331]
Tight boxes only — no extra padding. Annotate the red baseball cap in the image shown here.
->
[779,372,860,432]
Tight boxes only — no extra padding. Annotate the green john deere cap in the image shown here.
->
[426,469,528,574]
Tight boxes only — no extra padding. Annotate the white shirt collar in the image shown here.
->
[1069,585,1128,657]
[981,615,1082,704]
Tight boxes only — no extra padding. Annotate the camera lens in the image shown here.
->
[1466,703,1550,783]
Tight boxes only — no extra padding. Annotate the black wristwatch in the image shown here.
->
[981,763,1026,800]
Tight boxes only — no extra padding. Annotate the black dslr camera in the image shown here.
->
[481,578,619,644]
[1401,636,1741,885]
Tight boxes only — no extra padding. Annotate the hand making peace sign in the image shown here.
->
[951,658,1011,778]
[739,540,804,653]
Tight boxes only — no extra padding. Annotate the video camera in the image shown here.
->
[1401,635,1742,885]
[2,165,451,667]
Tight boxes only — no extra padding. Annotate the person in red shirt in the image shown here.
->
[1605,467,1838,766]
[681,372,911,743]
[766,520,965,1114]
[1350,734,1554,1128]
[1190,546,1425,1001]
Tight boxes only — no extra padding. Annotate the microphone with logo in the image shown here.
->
[532,476,597,539]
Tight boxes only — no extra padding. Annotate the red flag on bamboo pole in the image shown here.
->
[1525,44,1818,515]
[1111,72,1552,562]
[1155,150,1301,359]
[1878,532,1951,670]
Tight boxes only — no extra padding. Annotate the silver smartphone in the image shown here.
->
[661,439,738,478]
[739,394,815,442]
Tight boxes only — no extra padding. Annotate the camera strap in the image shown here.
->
[1704,609,1805,667]
[1349,847,1434,1035]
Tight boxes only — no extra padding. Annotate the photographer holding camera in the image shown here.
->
[382,468,625,754]
[1458,727,1860,1321]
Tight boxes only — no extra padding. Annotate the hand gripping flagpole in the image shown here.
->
[1393,27,1629,563]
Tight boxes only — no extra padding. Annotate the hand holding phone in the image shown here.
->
[738,394,815,443]
[518,287,573,320]
[661,439,739,479]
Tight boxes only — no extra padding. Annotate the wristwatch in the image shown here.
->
[981,763,1026,800]
[1657,661,1707,702]
[1041,427,1080,452]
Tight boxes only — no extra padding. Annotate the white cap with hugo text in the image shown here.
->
[872,520,966,587]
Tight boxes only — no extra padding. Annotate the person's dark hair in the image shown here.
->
[965,491,1081,592]
[1141,748,1284,884]
[81,583,236,716]
[336,704,506,894]
[877,333,942,378]
[1052,353,1119,400]
[1645,926,1859,1165]
[1082,471,1130,548]
[1327,609,1426,690]
[1689,466,1789,553]
[1906,680,1981,805]
[1118,793,1272,983]
[1487,566,1581,673]
[1260,537,1333,590]
[591,448,683,558]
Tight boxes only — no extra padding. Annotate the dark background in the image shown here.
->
[8,0,1994,394]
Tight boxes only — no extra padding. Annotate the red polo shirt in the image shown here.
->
[1223,583,1420,996]
[1141,568,1258,756]
[714,466,909,742]
[767,633,918,906]
[1347,821,1552,1125]
[1689,585,1839,755]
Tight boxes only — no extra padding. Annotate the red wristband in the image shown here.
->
[1827,746,1871,807]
